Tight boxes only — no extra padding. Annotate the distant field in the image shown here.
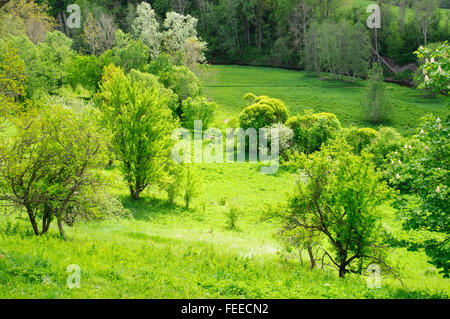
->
[203,65,448,135]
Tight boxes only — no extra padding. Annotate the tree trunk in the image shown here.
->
[338,263,346,277]
[26,206,39,236]
[41,205,52,234]
[131,189,140,200]
[307,244,316,270]
[57,218,67,241]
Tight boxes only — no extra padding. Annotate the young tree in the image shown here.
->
[132,2,162,59]
[97,65,178,200]
[83,12,102,55]
[282,141,393,277]
[414,0,439,45]
[0,104,109,240]
[365,63,391,124]
[162,11,207,68]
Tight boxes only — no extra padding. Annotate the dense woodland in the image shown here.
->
[25,0,449,67]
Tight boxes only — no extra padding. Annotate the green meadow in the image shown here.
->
[1,65,448,299]
[204,65,449,135]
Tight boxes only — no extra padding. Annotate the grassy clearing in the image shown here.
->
[204,65,448,135]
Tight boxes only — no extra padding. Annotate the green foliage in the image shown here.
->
[65,55,105,92]
[160,66,201,102]
[286,112,341,154]
[96,65,178,200]
[390,115,449,277]
[415,41,450,96]
[157,162,185,205]
[306,20,371,80]
[184,166,201,209]
[225,203,241,230]
[128,69,179,113]
[181,96,217,130]
[366,63,392,124]
[341,127,378,155]
[0,103,115,240]
[101,30,150,73]
[2,31,74,98]
[0,41,26,100]
[366,126,405,168]
[283,140,393,277]
[239,93,289,131]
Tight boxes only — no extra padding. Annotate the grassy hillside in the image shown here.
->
[0,65,449,299]
[1,163,449,299]
[203,65,448,135]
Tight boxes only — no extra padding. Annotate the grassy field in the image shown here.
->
[0,65,449,299]
[203,65,448,135]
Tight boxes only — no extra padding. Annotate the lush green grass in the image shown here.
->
[1,65,449,299]
[1,163,449,299]
[203,65,448,135]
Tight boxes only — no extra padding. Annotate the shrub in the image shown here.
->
[365,126,405,168]
[390,115,449,277]
[341,127,378,155]
[184,167,202,209]
[261,123,294,161]
[181,96,217,130]
[145,55,202,102]
[66,55,104,92]
[239,93,289,131]
[286,112,341,154]
[226,203,241,230]
[158,163,185,205]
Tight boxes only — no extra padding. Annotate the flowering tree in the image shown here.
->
[390,115,449,277]
[415,41,449,97]
[132,2,162,59]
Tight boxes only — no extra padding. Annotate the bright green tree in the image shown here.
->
[282,141,393,277]
[97,65,178,200]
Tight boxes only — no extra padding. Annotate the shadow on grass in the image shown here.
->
[120,195,193,221]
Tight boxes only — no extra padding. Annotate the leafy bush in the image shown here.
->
[261,123,294,161]
[181,96,217,130]
[239,93,289,131]
[365,126,405,168]
[184,167,202,209]
[341,127,378,155]
[225,203,241,230]
[128,69,179,113]
[286,112,341,154]
[66,55,105,92]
